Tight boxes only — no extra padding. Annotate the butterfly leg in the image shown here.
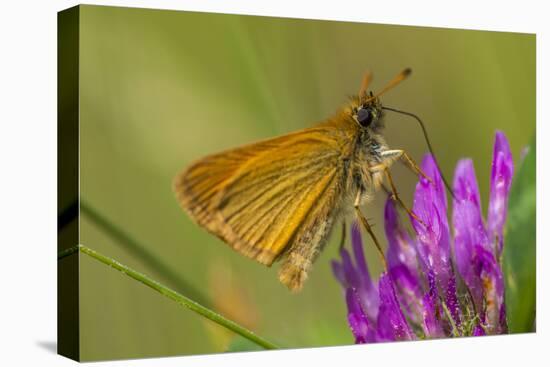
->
[369,163,425,226]
[381,149,432,184]
[338,220,347,250]
[382,167,426,226]
[354,191,388,271]
[380,181,420,223]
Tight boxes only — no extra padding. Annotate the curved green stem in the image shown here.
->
[59,244,278,350]
[58,245,79,260]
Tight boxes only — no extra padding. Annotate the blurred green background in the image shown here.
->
[76,5,535,361]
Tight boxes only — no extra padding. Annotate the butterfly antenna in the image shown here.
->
[364,68,412,103]
[382,106,456,200]
[358,71,373,102]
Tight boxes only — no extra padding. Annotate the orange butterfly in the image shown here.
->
[174,69,432,291]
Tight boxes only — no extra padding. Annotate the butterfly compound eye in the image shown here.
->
[356,108,373,127]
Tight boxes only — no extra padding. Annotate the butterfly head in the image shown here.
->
[352,95,384,130]
[351,68,411,130]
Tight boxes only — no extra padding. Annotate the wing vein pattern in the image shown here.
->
[174,126,344,266]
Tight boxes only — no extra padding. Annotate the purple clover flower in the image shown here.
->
[332,131,514,342]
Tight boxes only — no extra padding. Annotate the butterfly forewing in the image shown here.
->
[174,125,345,269]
